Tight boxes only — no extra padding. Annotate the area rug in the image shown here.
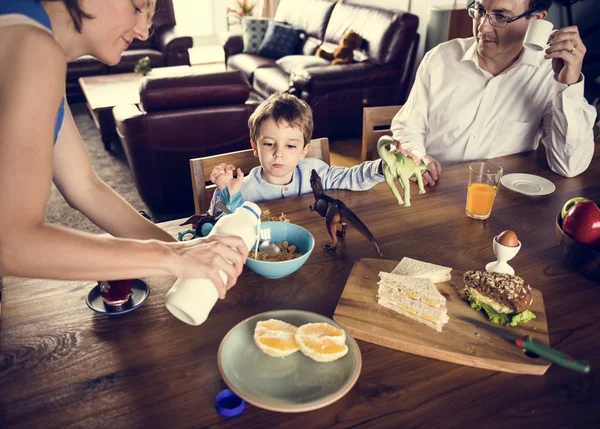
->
[44,103,148,234]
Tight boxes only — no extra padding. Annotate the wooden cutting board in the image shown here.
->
[333,258,551,375]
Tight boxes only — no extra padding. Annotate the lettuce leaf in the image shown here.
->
[508,310,536,327]
[468,296,536,327]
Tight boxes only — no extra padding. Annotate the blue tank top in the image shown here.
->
[0,0,65,144]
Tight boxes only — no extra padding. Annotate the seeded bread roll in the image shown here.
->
[462,271,533,313]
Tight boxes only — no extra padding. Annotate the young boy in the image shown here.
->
[209,92,385,214]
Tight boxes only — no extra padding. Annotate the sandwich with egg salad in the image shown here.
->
[377,272,449,332]
[391,257,452,283]
[460,270,536,327]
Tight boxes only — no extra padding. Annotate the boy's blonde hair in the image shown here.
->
[248,92,314,146]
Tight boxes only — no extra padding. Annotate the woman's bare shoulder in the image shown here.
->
[0,24,66,83]
[0,25,67,132]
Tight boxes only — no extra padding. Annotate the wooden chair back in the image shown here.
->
[361,105,402,161]
[190,137,330,214]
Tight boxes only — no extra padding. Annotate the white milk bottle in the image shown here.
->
[165,201,261,325]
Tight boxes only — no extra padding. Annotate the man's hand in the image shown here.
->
[420,155,442,187]
[210,163,235,191]
[546,26,586,86]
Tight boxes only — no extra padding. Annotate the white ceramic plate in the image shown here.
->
[501,173,556,196]
[217,310,362,413]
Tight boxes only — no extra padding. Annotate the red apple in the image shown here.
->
[561,197,591,219]
[562,200,600,245]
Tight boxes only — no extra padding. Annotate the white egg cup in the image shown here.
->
[485,237,521,275]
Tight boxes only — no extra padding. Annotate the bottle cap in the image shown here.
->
[215,389,245,417]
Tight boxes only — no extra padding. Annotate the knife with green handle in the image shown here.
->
[459,316,590,374]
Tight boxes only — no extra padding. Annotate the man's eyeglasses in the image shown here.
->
[467,1,533,28]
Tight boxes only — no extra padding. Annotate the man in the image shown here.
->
[392,0,596,185]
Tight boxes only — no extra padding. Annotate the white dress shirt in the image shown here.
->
[391,37,597,177]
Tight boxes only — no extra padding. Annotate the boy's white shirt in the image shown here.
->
[209,158,384,214]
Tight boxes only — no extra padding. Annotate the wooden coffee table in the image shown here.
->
[79,64,226,151]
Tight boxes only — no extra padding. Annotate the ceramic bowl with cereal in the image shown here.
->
[246,222,315,279]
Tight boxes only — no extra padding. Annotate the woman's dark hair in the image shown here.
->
[43,0,155,33]
[530,0,553,12]
[43,0,91,33]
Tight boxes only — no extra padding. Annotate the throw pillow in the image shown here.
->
[276,55,330,75]
[242,17,270,54]
[257,21,301,59]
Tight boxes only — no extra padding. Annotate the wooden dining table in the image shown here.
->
[1,147,599,428]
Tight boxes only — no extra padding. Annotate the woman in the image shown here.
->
[0,0,247,300]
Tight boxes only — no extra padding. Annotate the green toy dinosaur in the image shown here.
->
[377,136,428,207]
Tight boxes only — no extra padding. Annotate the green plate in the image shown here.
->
[217,309,362,413]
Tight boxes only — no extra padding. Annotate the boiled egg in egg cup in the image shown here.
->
[485,230,521,275]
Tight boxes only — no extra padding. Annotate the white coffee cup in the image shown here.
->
[523,19,554,51]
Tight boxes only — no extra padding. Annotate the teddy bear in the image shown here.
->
[315,30,363,65]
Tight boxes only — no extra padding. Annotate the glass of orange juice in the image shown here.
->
[466,162,503,220]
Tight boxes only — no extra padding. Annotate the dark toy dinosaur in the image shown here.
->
[179,213,218,239]
[309,169,383,257]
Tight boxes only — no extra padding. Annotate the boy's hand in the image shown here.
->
[226,168,245,196]
[210,163,236,190]
[390,140,421,165]
[391,139,442,187]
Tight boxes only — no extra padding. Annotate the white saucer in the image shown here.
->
[501,173,556,196]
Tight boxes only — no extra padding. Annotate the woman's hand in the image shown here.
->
[173,234,249,299]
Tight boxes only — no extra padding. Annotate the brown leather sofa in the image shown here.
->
[113,71,257,220]
[67,0,192,103]
[222,0,419,139]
